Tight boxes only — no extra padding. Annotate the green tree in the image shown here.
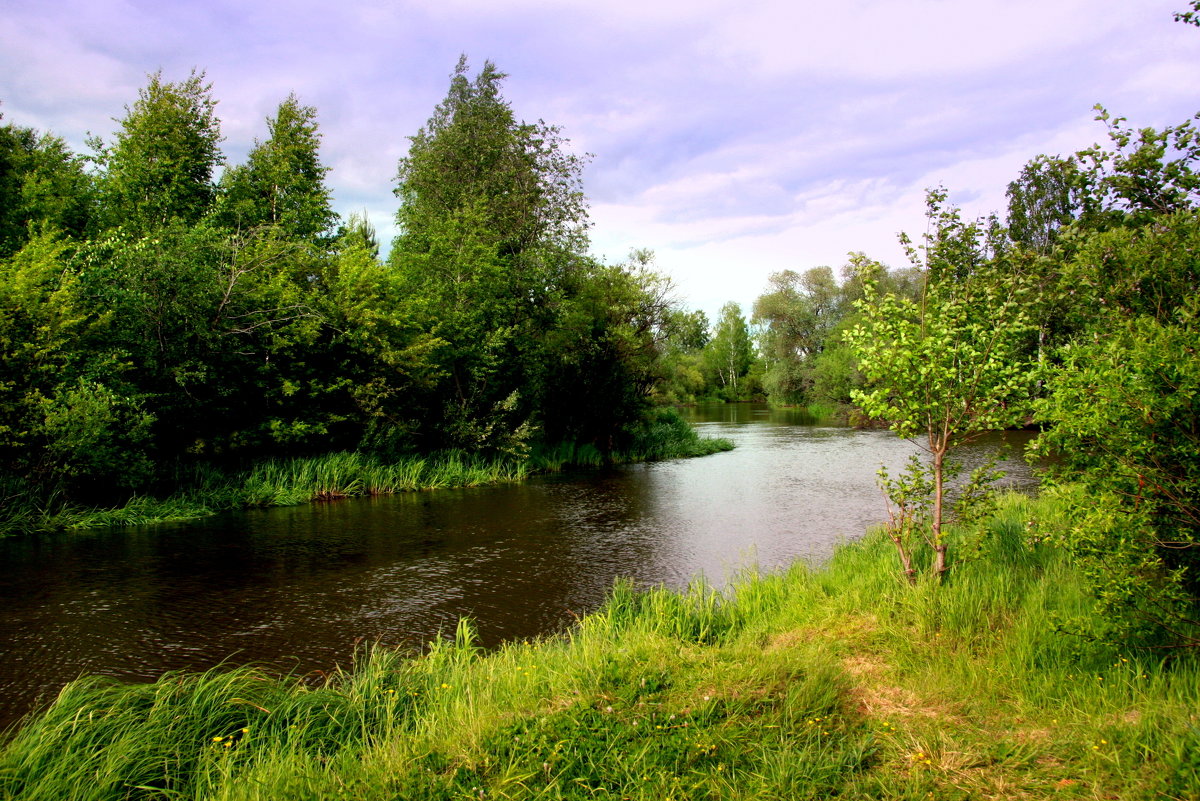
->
[0,116,92,256]
[531,252,678,451]
[311,231,442,457]
[394,56,588,261]
[1005,155,1084,255]
[0,232,91,476]
[652,308,710,404]
[1076,105,1200,223]
[1032,207,1200,647]
[753,267,845,404]
[73,222,225,455]
[219,94,336,241]
[1035,310,1200,648]
[704,302,755,400]
[0,232,157,494]
[389,56,591,450]
[846,196,1037,581]
[338,210,380,260]
[93,69,223,232]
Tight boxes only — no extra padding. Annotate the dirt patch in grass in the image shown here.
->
[764,628,818,651]
[842,652,951,720]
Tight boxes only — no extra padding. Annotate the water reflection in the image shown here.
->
[0,404,1039,729]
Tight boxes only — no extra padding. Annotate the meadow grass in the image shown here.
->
[3,491,1197,799]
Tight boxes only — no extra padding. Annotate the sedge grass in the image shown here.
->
[1,409,730,536]
[3,490,1198,799]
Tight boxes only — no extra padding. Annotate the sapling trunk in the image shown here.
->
[889,531,917,584]
[932,445,947,580]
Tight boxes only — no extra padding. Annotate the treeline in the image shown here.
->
[0,59,714,511]
[652,261,922,411]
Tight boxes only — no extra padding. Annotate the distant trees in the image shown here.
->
[745,259,922,411]
[704,302,755,400]
[754,267,845,405]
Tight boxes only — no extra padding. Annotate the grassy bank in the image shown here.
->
[0,410,734,535]
[3,492,1196,800]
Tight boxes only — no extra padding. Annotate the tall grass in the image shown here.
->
[0,409,732,536]
[0,451,531,534]
[235,449,529,504]
[4,490,1198,799]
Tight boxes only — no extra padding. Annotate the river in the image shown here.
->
[0,404,1039,731]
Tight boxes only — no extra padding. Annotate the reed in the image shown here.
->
[0,405,733,537]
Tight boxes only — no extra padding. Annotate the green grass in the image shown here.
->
[3,491,1197,799]
[28,450,533,532]
[1,409,733,535]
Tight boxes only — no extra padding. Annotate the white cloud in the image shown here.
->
[3,0,1198,325]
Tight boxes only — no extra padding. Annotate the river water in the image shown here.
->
[0,404,1038,730]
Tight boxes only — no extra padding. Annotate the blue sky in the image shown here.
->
[3,0,1198,321]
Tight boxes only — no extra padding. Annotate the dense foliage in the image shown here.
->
[836,108,1200,645]
[0,61,705,514]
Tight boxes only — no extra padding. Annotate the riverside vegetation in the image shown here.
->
[0,60,734,535]
[2,492,1198,800]
[5,8,1200,798]
[0,408,732,533]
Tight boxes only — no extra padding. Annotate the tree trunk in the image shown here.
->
[889,531,916,584]
[932,445,947,580]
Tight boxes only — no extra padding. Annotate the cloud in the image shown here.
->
[2,0,1197,324]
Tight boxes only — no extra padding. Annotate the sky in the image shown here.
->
[2,0,1198,322]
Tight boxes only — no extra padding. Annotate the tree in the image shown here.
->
[531,251,678,451]
[1035,310,1200,648]
[753,267,846,404]
[0,232,90,475]
[1076,105,1200,223]
[389,56,591,450]
[0,116,93,257]
[846,195,1037,581]
[1005,155,1083,255]
[394,56,589,261]
[219,94,336,241]
[93,69,223,232]
[338,211,380,260]
[704,302,755,400]
[1032,207,1200,648]
[652,308,710,404]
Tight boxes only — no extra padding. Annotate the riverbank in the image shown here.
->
[0,410,734,536]
[3,492,1195,800]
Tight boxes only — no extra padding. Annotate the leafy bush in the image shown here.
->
[1034,309,1200,648]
